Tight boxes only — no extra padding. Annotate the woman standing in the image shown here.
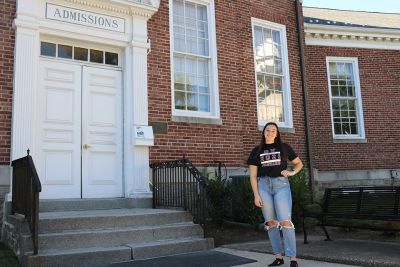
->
[247,122,303,267]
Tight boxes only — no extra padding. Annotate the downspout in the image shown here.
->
[294,0,315,194]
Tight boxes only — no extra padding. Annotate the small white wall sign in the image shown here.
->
[132,125,154,146]
[46,3,125,33]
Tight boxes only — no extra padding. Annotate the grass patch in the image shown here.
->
[0,242,19,267]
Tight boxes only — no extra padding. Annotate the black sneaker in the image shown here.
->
[268,258,284,266]
[290,260,298,267]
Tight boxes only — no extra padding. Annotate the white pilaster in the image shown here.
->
[128,15,153,198]
[11,17,39,160]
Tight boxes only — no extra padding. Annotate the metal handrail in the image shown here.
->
[11,151,41,254]
[150,158,208,226]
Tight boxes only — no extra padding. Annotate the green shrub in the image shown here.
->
[230,176,263,225]
[206,173,232,226]
[290,169,312,228]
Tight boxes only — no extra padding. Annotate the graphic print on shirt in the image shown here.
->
[260,148,281,167]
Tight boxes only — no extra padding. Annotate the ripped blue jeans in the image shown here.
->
[258,176,296,257]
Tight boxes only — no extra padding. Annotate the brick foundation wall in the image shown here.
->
[0,0,15,165]
[305,45,400,171]
[147,0,307,167]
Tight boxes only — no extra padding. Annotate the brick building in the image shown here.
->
[0,1,399,203]
[303,7,400,198]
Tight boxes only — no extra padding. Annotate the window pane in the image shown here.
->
[198,77,209,93]
[90,49,103,63]
[331,86,339,96]
[334,123,342,135]
[342,123,350,135]
[175,91,186,110]
[350,123,358,134]
[199,94,210,112]
[198,60,208,75]
[74,47,88,61]
[173,0,184,16]
[58,44,72,59]
[174,35,186,52]
[272,30,281,45]
[197,5,207,21]
[329,62,336,77]
[187,93,198,111]
[254,27,264,57]
[41,42,56,57]
[263,28,272,44]
[105,52,118,65]
[274,59,282,75]
[274,77,282,91]
[174,56,185,72]
[266,106,275,121]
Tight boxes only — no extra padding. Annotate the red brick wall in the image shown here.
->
[0,0,15,165]
[148,0,307,167]
[305,45,400,171]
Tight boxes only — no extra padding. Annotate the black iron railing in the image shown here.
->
[150,158,208,226]
[11,151,41,255]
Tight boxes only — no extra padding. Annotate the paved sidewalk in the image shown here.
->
[221,235,400,267]
[215,247,360,267]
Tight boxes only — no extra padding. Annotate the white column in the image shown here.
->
[128,15,153,199]
[11,20,39,160]
[8,4,40,201]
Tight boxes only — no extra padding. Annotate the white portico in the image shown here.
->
[11,0,160,200]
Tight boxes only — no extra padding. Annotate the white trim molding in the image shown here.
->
[326,57,366,141]
[305,23,400,50]
[169,0,221,122]
[251,17,294,130]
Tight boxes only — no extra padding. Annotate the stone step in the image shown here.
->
[9,208,192,234]
[39,198,145,212]
[21,222,204,252]
[24,246,132,267]
[127,237,214,260]
[25,237,214,267]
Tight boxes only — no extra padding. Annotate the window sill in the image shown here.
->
[171,115,223,125]
[258,125,295,133]
[333,138,367,144]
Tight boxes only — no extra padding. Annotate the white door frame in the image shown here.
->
[10,0,159,201]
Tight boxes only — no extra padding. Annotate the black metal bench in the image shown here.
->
[301,186,400,244]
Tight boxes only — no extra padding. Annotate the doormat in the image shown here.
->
[106,250,257,267]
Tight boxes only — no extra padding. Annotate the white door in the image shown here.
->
[81,66,123,198]
[37,60,123,199]
[37,61,82,199]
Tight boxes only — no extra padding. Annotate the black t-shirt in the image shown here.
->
[247,143,298,177]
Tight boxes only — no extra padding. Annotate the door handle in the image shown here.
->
[83,144,91,149]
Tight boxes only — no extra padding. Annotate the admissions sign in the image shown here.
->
[46,3,125,33]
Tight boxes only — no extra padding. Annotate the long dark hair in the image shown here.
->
[257,122,287,161]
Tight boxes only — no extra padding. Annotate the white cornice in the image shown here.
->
[305,23,400,50]
[62,0,159,17]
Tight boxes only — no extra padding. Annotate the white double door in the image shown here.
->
[36,60,123,199]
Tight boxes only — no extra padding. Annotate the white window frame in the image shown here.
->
[169,0,220,119]
[251,17,293,129]
[326,57,365,140]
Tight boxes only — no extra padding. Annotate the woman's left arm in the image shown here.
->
[281,157,303,177]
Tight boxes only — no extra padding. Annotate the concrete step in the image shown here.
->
[21,222,204,252]
[39,198,145,212]
[128,237,214,260]
[9,208,192,234]
[24,246,132,267]
[25,237,214,267]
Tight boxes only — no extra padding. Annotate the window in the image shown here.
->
[327,57,365,139]
[40,42,119,66]
[170,0,219,118]
[252,18,293,128]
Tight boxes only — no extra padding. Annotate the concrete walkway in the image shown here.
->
[220,234,400,267]
[215,247,360,267]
